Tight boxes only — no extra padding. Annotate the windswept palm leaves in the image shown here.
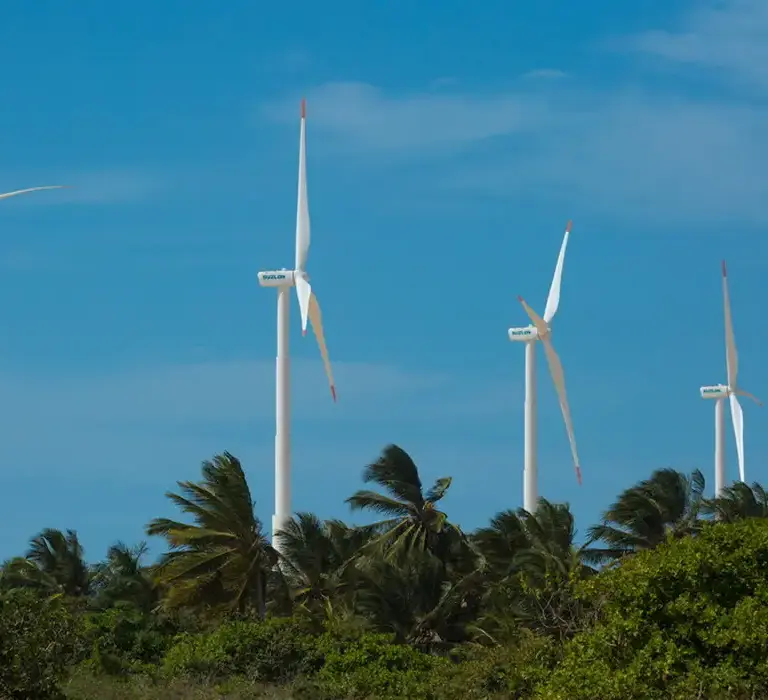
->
[90,541,157,612]
[1,528,91,597]
[275,513,374,607]
[514,500,596,583]
[473,500,593,584]
[472,509,529,580]
[0,556,59,593]
[703,481,768,522]
[146,452,277,618]
[7,445,768,663]
[585,467,705,564]
[472,500,595,644]
[354,548,483,648]
[346,444,466,564]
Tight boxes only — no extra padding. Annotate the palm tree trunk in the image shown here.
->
[255,573,266,620]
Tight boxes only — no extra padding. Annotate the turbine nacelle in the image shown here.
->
[704,260,763,487]
[258,270,294,287]
[511,220,581,490]
[264,98,337,553]
[258,100,336,404]
[700,384,729,400]
[508,326,539,342]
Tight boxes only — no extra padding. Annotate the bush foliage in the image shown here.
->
[0,589,82,699]
[3,448,768,698]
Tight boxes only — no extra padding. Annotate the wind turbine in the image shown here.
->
[699,261,761,497]
[257,99,336,554]
[507,220,581,513]
[0,186,65,201]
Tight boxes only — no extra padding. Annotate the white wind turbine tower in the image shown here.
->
[699,261,761,497]
[507,220,581,513]
[257,99,336,554]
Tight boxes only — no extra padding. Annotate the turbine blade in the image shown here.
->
[0,185,66,200]
[541,336,582,485]
[518,296,548,336]
[543,220,572,324]
[295,276,311,335]
[722,260,738,389]
[308,292,336,402]
[729,393,745,482]
[295,99,310,271]
[735,388,763,406]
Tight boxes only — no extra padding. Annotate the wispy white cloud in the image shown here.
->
[258,2,768,226]
[0,360,431,426]
[520,68,568,81]
[0,357,517,433]
[266,80,768,224]
[630,0,768,89]
[449,91,768,225]
[0,357,617,558]
[262,81,551,155]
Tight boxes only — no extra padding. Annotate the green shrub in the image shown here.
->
[535,519,768,699]
[311,632,450,699]
[82,603,179,676]
[0,589,82,700]
[435,633,558,700]
[162,617,314,683]
[63,669,297,699]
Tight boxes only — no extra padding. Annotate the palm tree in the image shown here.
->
[473,500,595,644]
[586,467,705,564]
[703,481,768,522]
[472,509,529,580]
[474,500,593,583]
[514,500,596,583]
[90,541,157,612]
[4,528,92,598]
[346,444,465,564]
[275,513,375,609]
[354,547,484,649]
[146,452,277,618]
[0,556,59,593]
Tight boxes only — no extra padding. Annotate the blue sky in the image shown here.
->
[2,0,768,562]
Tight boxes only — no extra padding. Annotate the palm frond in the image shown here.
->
[346,490,412,517]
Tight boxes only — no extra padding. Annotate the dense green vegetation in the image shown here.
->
[3,445,768,699]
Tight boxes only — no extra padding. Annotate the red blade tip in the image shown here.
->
[517,295,525,303]
[721,260,727,277]
[301,98,306,119]
[565,219,573,233]
[576,466,582,486]
[302,329,307,337]
[331,385,337,402]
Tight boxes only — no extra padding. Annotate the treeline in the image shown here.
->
[2,445,768,699]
